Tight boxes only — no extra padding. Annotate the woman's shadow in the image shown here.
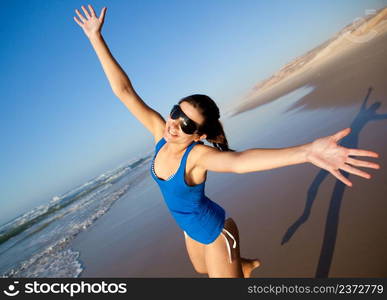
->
[280,87,387,277]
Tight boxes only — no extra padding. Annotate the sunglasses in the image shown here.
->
[170,104,201,135]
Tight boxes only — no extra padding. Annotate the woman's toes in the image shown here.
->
[241,258,262,278]
[252,258,261,269]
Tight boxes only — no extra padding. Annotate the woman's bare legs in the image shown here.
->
[184,218,261,278]
[184,232,207,274]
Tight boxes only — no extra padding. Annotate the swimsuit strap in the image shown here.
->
[179,140,200,172]
[153,138,200,180]
[222,228,237,264]
[155,137,167,153]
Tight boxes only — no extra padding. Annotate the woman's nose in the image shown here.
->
[170,119,180,130]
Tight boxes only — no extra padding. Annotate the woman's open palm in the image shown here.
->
[306,127,380,187]
[73,4,107,38]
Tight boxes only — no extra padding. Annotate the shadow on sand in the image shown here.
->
[281,87,387,277]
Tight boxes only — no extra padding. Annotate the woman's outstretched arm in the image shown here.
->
[73,5,165,142]
[196,128,380,187]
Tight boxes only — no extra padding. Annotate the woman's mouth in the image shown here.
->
[168,127,178,137]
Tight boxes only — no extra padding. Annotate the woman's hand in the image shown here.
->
[73,4,107,39]
[306,127,380,187]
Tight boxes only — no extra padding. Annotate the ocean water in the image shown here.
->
[0,155,153,277]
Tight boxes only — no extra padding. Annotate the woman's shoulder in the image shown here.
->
[193,142,217,152]
[192,142,212,152]
[191,142,239,172]
[190,143,217,164]
[188,143,210,179]
[153,132,165,146]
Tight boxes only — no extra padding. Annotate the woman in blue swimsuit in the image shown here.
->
[74,5,381,278]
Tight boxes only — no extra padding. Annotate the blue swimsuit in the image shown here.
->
[150,137,226,245]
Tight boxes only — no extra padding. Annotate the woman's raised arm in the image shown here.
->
[196,128,380,187]
[73,5,165,142]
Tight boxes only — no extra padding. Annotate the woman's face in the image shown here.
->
[164,101,207,143]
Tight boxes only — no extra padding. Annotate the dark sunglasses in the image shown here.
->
[170,104,201,135]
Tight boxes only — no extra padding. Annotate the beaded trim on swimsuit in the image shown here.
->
[151,158,176,181]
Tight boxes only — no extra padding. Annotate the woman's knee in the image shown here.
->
[193,266,207,274]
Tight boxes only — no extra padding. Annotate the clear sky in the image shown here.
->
[1,0,385,225]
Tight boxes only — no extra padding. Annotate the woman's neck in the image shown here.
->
[164,140,193,156]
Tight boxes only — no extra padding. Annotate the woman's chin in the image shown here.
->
[164,131,178,141]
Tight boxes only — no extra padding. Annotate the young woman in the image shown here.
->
[74,5,381,278]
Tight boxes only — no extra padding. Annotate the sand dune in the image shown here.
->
[225,7,387,117]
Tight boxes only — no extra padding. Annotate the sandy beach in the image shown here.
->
[71,14,387,278]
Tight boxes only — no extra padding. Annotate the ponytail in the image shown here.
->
[202,119,235,152]
[179,94,235,152]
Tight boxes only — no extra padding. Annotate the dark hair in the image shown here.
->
[178,94,235,152]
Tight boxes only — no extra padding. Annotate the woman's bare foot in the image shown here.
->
[241,257,261,278]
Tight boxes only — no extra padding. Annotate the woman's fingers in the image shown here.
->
[346,157,380,169]
[99,7,107,23]
[340,164,371,179]
[75,9,87,23]
[331,169,352,187]
[73,16,83,27]
[88,4,96,18]
[332,127,351,142]
[74,5,106,25]
[348,148,379,157]
[81,5,91,19]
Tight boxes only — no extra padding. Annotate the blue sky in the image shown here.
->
[1,0,385,225]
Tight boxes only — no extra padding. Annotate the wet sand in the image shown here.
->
[71,29,387,278]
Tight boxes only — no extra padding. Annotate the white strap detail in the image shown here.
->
[222,228,237,264]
